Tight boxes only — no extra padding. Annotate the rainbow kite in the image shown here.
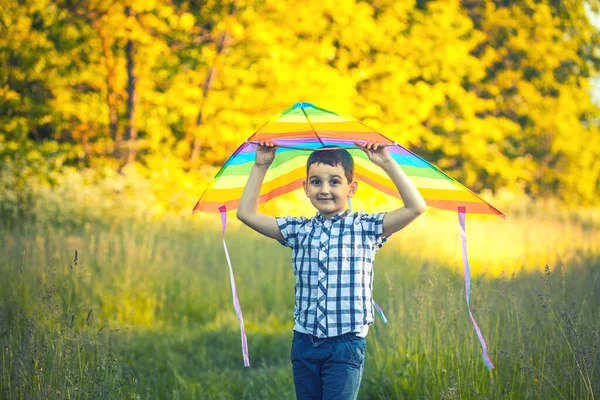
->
[193,102,504,369]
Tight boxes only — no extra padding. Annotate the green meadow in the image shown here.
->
[1,208,599,399]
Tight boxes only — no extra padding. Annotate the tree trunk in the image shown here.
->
[99,30,120,158]
[189,67,216,168]
[190,0,237,169]
[125,6,138,166]
[81,129,91,168]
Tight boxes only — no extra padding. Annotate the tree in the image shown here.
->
[464,0,600,202]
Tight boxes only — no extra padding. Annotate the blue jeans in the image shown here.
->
[291,331,366,400]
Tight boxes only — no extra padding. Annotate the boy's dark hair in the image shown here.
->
[306,147,354,183]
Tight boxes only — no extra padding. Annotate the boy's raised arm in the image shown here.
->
[356,141,427,238]
[236,141,284,241]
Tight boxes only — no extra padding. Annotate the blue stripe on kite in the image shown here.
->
[224,152,254,166]
[390,153,430,168]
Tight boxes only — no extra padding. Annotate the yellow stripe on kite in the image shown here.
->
[260,121,372,134]
[211,156,307,190]
[201,167,306,202]
[419,188,484,203]
[354,158,460,191]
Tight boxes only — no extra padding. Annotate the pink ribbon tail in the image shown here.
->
[458,206,494,369]
[219,206,250,367]
[372,300,388,323]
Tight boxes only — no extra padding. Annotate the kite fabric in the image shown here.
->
[193,102,504,369]
[193,102,505,217]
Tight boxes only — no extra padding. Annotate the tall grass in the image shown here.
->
[0,249,138,399]
[1,211,599,399]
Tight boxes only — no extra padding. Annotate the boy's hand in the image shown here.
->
[255,140,277,167]
[355,141,394,168]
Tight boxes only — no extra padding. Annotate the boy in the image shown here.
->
[237,140,426,400]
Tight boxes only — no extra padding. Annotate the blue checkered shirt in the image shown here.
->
[276,210,388,338]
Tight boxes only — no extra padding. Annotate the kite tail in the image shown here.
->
[458,206,494,370]
[219,206,250,367]
[372,300,388,323]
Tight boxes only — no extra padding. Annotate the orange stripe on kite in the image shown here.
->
[195,179,304,213]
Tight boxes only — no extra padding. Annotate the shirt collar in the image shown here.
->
[315,209,350,223]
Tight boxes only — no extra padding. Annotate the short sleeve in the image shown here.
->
[275,216,305,248]
[358,212,388,250]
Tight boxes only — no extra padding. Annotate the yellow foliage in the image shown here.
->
[1,0,599,215]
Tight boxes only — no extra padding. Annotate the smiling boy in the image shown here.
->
[237,140,426,400]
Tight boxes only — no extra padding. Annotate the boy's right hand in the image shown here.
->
[255,140,277,167]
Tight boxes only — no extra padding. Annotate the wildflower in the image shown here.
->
[534,378,539,383]
[529,357,532,361]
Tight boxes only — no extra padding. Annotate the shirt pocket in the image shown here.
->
[341,243,356,261]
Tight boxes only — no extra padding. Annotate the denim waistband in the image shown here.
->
[293,330,362,347]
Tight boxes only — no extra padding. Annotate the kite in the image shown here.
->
[193,102,504,369]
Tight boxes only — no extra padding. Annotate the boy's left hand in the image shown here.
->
[355,141,394,168]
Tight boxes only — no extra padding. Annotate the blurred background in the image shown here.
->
[2,0,599,223]
[1,0,599,399]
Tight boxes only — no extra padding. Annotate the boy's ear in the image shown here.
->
[303,179,308,196]
[348,180,358,198]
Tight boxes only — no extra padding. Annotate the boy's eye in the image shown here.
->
[311,179,320,185]
[330,179,340,185]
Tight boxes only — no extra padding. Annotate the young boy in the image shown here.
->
[237,140,426,400]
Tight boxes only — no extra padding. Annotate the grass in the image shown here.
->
[0,210,599,399]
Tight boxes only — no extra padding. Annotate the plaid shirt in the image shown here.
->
[276,210,388,338]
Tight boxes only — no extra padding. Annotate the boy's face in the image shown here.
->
[303,162,357,219]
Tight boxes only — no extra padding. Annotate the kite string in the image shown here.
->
[458,206,494,370]
[219,205,250,367]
